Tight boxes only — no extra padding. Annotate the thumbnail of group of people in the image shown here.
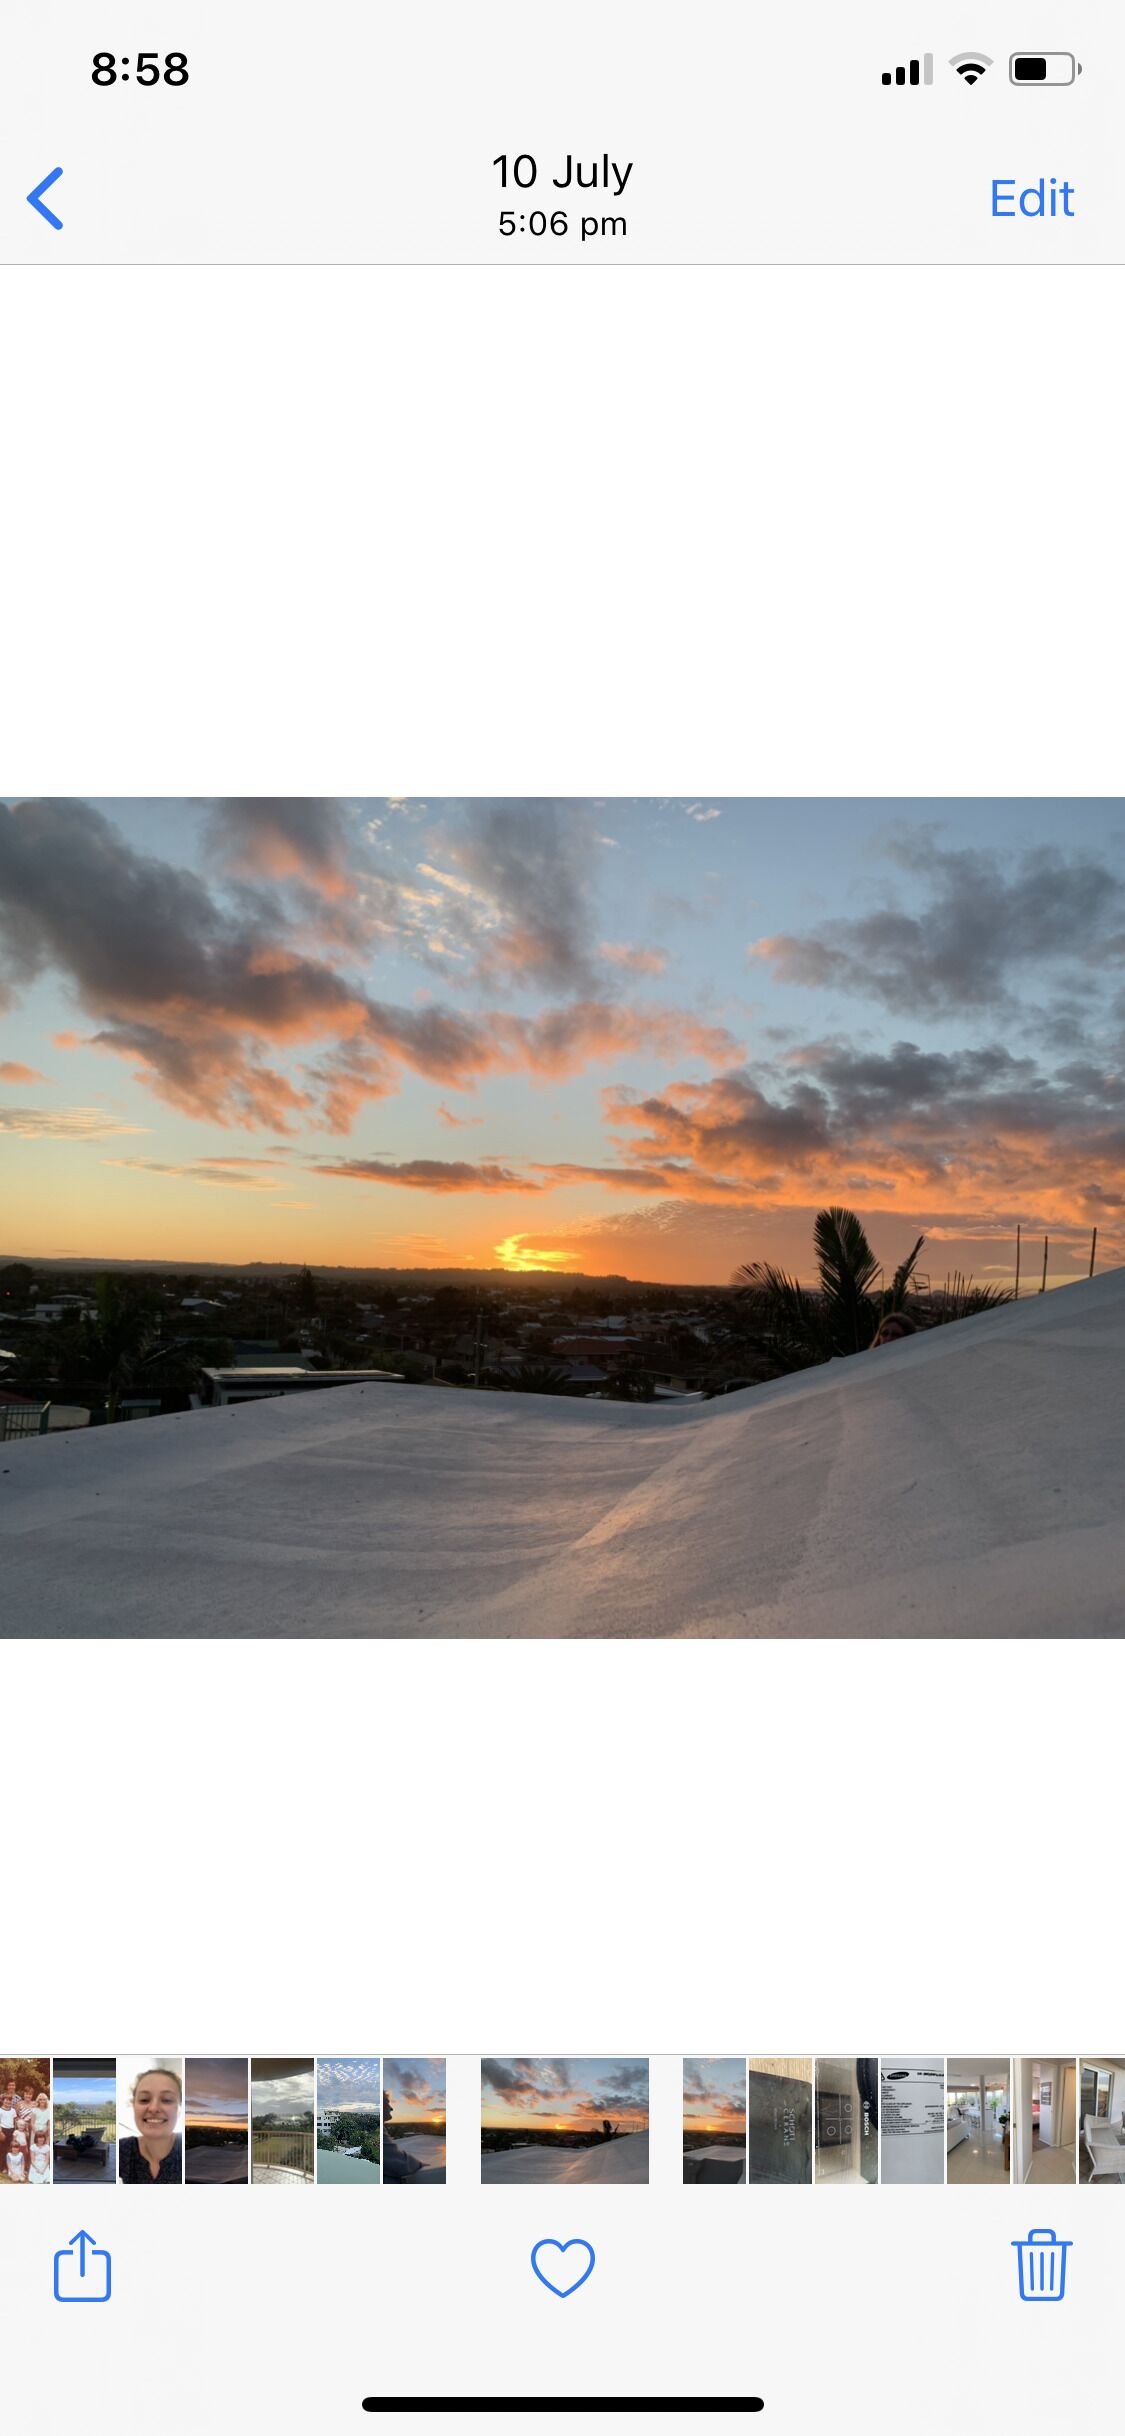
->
[0,2073,51,2186]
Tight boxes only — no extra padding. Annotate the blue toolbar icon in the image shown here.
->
[530,2237,596,2297]
[54,2230,112,2303]
[1012,2227,1071,2302]
[27,167,64,230]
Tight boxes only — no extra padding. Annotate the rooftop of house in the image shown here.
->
[201,1366,405,1387]
[2,1269,1121,1638]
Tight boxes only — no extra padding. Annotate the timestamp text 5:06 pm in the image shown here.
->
[499,211,626,241]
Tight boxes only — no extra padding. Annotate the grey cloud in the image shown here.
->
[598,2063,649,2098]
[0,801,368,1036]
[2,803,729,1136]
[428,800,603,992]
[603,1034,1125,1216]
[480,2058,574,2100]
[316,1158,536,1194]
[203,799,357,896]
[753,838,1125,1018]
[481,2060,536,2096]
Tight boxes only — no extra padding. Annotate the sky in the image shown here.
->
[186,2058,248,2128]
[384,2056,446,2123]
[3,796,1124,1285]
[53,2067,115,2108]
[317,2057,382,2112]
[683,2057,747,2134]
[251,2060,314,2116]
[481,2057,649,2132]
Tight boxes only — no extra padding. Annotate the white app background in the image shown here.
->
[1,206,1120,2436]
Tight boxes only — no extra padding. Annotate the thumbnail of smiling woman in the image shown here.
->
[117,2058,184,2184]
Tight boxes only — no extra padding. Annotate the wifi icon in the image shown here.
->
[950,52,993,83]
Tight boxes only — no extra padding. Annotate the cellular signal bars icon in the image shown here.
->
[881,54,933,86]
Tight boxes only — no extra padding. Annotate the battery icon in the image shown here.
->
[1009,52,1081,84]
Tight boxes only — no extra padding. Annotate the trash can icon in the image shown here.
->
[1012,2227,1072,2301]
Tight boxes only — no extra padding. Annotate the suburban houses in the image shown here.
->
[0,1257,756,1438]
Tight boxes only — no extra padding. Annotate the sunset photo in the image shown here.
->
[481,2057,649,2182]
[683,2057,747,2183]
[3,797,1124,1638]
[185,2058,249,2184]
[383,2056,447,2184]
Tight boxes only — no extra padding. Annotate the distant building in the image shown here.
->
[552,1335,644,1361]
[199,1366,405,1407]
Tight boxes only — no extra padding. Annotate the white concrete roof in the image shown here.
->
[481,2131,649,2183]
[2,1269,1122,1636]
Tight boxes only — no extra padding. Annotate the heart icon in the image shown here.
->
[530,2238,596,2298]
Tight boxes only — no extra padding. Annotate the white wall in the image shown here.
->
[1059,2065,1077,2148]
[1015,2059,1076,2171]
[1036,2060,1077,2149]
[1014,2059,1036,2184]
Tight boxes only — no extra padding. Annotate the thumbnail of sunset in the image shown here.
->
[481,2057,649,2132]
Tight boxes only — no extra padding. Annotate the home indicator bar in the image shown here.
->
[361,2405,766,2419]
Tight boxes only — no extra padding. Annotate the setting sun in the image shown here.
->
[494,1235,578,1273]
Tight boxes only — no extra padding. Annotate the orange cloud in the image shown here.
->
[492,1003,739,1077]
[0,1061,46,1082]
[600,942,668,976]
[600,1055,1125,1236]
[102,1158,287,1191]
[0,1106,148,1139]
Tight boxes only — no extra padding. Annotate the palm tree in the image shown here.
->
[605,1368,655,1402]
[62,1276,162,1420]
[503,1363,574,1394]
[734,1206,925,1370]
[923,1272,1015,1324]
